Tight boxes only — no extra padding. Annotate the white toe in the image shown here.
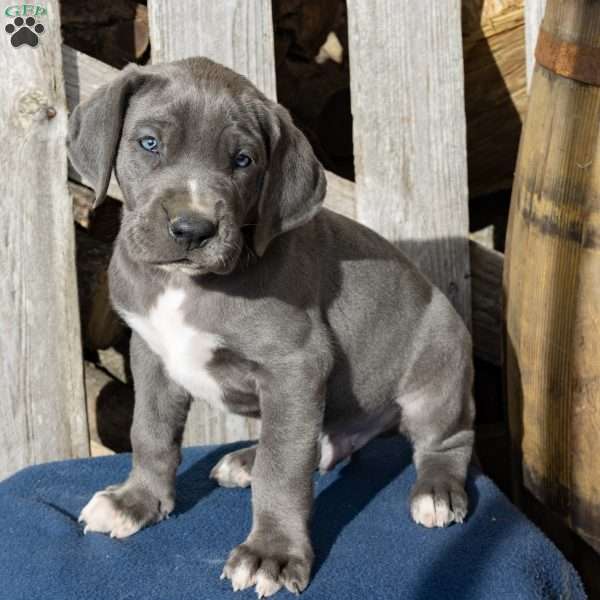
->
[211,456,252,488]
[255,572,281,598]
[230,563,255,592]
[411,492,456,528]
[411,493,436,527]
[79,491,142,538]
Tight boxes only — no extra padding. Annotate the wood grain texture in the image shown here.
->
[62,46,124,201]
[148,0,276,101]
[525,0,547,88]
[462,0,527,198]
[62,45,119,110]
[535,29,600,86]
[324,170,355,220]
[147,0,278,445]
[0,2,89,478]
[504,0,600,552]
[346,0,471,326]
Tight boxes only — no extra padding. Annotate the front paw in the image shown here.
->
[222,536,313,597]
[79,482,173,538]
[410,476,468,528]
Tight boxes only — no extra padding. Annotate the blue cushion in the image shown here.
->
[0,437,585,599]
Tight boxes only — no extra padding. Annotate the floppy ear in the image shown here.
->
[67,65,143,208]
[254,104,326,256]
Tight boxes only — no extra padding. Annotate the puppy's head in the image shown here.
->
[68,58,326,275]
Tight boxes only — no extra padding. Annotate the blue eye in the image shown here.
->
[234,152,252,169]
[139,136,159,153]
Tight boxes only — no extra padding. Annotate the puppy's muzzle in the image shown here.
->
[168,213,217,250]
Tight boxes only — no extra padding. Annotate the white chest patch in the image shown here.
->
[122,288,226,411]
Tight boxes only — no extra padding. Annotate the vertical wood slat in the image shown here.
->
[525,0,547,89]
[0,1,89,478]
[346,1,471,326]
[148,0,276,100]
[147,0,276,445]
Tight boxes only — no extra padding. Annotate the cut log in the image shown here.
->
[84,361,133,454]
[70,180,122,241]
[75,227,125,351]
[70,181,96,229]
[462,0,527,199]
[273,0,344,62]
[60,0,149,68]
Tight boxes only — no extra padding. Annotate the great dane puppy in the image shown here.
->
[70,57,474,597]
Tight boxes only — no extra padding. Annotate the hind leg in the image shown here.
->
[398,360,474,528]
[210,445,257,488]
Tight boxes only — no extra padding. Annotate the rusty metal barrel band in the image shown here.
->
[535,29,600,86]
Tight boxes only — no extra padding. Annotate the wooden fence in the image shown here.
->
[1,0,524,478]
[1,0,88,480]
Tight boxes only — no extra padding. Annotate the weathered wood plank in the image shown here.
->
[62,45,118,110]
[324,170,355,220]
[0,2,88,479]
[525,0,547,88]
[148,0,276,100]
[62,46,124,201]
[346,1,472,327]
[147,0,278,445]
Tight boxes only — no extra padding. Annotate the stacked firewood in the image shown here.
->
[60,0,149,68]
[71,183,133,455]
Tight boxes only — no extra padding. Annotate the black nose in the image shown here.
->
[168,215,217,249]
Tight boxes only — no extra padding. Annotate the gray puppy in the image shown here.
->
[70,57,474,598]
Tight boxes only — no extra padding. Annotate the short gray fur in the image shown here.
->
[69,59,474,596]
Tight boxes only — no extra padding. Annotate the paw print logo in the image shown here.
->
[5,16,45,48]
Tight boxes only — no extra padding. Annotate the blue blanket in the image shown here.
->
[0,437,585,599]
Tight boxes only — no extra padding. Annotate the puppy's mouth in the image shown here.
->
[158,257,203,272]
[156,257,222,276]
[156,239,244,276]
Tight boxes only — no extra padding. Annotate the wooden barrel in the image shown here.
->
[504,0,600,552]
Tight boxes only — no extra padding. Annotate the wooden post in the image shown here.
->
[147,0,277,445]
[346,1,471,326]
[504,0,600,552]
[0,1,89,479]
